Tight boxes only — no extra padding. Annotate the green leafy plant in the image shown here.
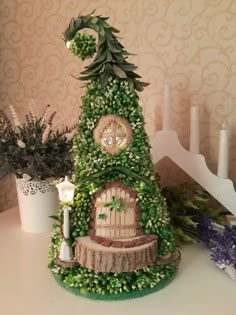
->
[70,31,96,60]
[64,12,149,91]
[104,196,128,212]
[162,184,227,245]
[0,110,15,178]
[0,104,76,180]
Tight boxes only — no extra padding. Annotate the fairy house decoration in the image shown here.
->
[49,12,180,299]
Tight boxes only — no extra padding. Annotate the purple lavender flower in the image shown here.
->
[197,215,236,280]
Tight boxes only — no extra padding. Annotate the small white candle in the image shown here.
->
[217,121,229,178]
[189,106,200,154]
[63,207,70,239]
[163,81,172,130]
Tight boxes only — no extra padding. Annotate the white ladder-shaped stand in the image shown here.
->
[151,130,236,216]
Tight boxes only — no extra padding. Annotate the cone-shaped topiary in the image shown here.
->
[49,12,179,300]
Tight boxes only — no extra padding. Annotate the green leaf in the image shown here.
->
[110,27,120,33]
[127,78,134,90]
[82,14,92,24]
[77,73,97,81]
[92,52,107,65]
[69,18,75,32]
[119,63,137,71]
[98,34,106,46]
[99,27,105,36]
[175,228,194,243]
[100,66,111,88]
[81,62,104,74]
[184,200,199,210]
[104,202,111,207]
[106,51,113,62]
[107,43,122,53]
[194,194,209,203]
[91,24,99,32]
[102,21,112,29]
[181,216,197,227]
[206,208,223,218]
[75,19,81,29]
[49,215,59,221]
[112,65,127,78]
[98,213,106,219]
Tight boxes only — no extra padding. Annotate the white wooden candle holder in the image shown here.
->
[151,130,236,216]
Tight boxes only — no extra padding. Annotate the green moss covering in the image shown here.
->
[66,76,176,256]
[52,267,177,300]
[49,12,179,299]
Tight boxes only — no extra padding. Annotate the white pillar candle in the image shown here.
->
[163,81,172,130]
[63,207,70,239]
[189,106,200,154]
[217,122,229,178]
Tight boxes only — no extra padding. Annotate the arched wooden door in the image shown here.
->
[94,182,138,239]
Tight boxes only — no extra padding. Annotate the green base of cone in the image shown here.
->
[52,269,177,301]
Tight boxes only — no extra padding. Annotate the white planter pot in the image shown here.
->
[15,174,59,233]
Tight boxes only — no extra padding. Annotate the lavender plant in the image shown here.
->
[0,109,15,178]
[162,185,236,280]
[0,103,76,180]
[197,215,236,280]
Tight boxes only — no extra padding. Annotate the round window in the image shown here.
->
[93,115,132,153]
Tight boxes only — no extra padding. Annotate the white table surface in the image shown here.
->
[0,207,235,315]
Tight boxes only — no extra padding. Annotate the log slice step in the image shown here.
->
[76,236,158,272]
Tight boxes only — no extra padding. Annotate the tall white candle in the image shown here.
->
[189,106,200,154]
[163,81,172,130]
[217,122,229,178]
[63,207,70,239]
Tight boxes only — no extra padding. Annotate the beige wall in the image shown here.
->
[1,0,236,210]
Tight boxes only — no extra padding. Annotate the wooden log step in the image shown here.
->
[155,249,181,266]
[75,236,158,272]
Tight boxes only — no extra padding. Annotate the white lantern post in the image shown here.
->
[56,176,75,261]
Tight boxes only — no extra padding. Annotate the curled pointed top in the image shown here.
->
[64,12,149,92]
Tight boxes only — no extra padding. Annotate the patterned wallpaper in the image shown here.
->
[1,0,236,211]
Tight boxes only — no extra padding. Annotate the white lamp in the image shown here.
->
[56,176,75,261]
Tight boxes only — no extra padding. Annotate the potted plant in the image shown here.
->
[0,102,76,233]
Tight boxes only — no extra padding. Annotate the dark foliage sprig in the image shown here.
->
[64,12,149,91]
[162,184,226,244]
[0,105,75,180]
[0,110,15,178]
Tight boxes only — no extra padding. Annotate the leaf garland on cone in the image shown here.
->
[64,11,149,91]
